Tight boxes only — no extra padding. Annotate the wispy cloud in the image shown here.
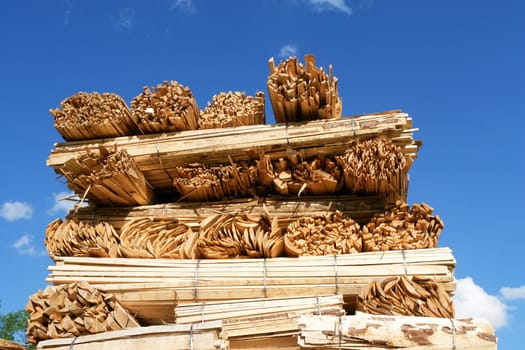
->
[454,277,508,329]
[501,285,525,300]
[307,0,353,15]
[12,234,46,257]
[0,201,33,222]
[170,0,196,14]
[279,44,298,58]
[64,0,72,25]
[47,191,80,216]
[113,8,135,30]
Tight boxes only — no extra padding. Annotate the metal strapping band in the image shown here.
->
[193,259,200,300]
[68,336,78,350]
[316,296,321,316]
[334,255,339,294]
[401,250,408,275]
[351,117,356,136]
[200,303,206,324]
[156,136,173,182]
[263,258,268,298]
[189,323,194,350]
[450,318,456,350]
[338,316,343,349]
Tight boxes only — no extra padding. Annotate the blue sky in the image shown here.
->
[1,0,524,347]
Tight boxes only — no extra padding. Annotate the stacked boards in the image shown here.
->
[30,54,497,349]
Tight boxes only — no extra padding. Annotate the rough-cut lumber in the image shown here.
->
[58,146,154,206]
[49,92,137,141]
[284,211,361,257]
[362,201,444,251]
[47,111,420,192]
[0,339,27,350]
[46,248,456,324]
[357,275,454,318]
[298,313,497,349]
[36,322,228,350]
[267,55,342,123]
[337,138,412,203]
[131,80,200,134]
[26,282,139,345]
[200,91,265,129]
[230,336,297,350]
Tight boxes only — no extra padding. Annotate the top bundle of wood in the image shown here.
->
[131,80,200,134]
[199,91,265,129]
[50,92,137,141]
[267,54,342,123]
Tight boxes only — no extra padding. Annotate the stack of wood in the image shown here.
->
[338,138,412,203]
[284,211,361,257]
[267,54,342,123]
[45,218,119,259]
[0,339,27,350]
[298,313,497,349]
[131,80,200,134]
[362,201,444,251]
[199,91,265,129]
[26,282,139,345]
[49,92,137,141]
[197,211,283,258]
[58,146,154,206]
[357,275,454,318]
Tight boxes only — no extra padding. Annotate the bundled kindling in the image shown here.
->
[284,211,361,257]
[49,92,137,141]
[131,80,200,134]
[26,282,139,345]
[357,275,454,318]
[197,211,283,259]
[298,313,497,349]
[337,138,413,203]
[58,146,154,206]
[267,54,342,123]
[200,91,265,129]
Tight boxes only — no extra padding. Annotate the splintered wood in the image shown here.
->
[49,92,137,141]
[362,201,444,251]
[58,146,154,206]
[200,91,265,129]
[131,80,200,134]
[357,275,454,318]
[284,211,361,257]
[197,211,283,258]
[267,54,342,123]
[26,282,139,345]
[337,138,412,203]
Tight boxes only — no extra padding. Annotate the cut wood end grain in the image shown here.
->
[199,91,265,129]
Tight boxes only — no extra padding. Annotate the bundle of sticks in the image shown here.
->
[357,275,454,318]
[131,80,200,134]
[197,211,283,259]
[26,282,139,344]
[267,54,342,123]
[58,146,154,206]
[362,201,444,251]
[199,91,265,129]
[49,92,137,141]
[284,211,361,257]
[337,138,412,203]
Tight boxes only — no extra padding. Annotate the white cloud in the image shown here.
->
[170,0,196,14]
[113,8,135,30]
[500,285,525,300]
[47,191,79,216]
[0,201,33,221]
[64,0,72,25]
[279,44,298,58]
[12,234,46,257]
[307,0,353,15]
[454,277,508,329]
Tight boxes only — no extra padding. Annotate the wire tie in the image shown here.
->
[193,259,200,300]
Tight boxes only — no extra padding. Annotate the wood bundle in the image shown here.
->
[337,138,413,203]
[267,54,342,123]
[284,211,361,257]
[49,92,137,141]
[58,146,154,206]
[48,111,419,192]
[172,160,259,201]
[26,282,139,345]
[131,80,200,134]
[47,248,456,324]
[362,201,444,251]
[199,91,265,129]
[119,218,197,259]
[357,275,454,318]
[0,339,26,350]
[175,295,344,339]
[45,218,119,259]
[197,211,283,259]
[298,313,497,349]
[36,322,228,350]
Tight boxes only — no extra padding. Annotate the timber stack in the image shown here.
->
[27,54,497,349]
